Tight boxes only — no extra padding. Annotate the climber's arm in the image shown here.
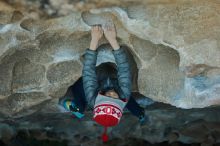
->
[82,25,103,108]
[82,49,98,108]
[103,23,132,100]
[113,47,132,100]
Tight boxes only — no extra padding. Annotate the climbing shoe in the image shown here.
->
[63,100,72,111]
[63,100,84,119]
[139,115,146,125]
[139,114,150,126]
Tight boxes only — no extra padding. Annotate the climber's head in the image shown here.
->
[101,89,119,99]
[96,61,121,99]
[93,93,126,142]
[104,90,119,99]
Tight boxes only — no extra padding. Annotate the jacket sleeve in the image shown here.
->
[113,48,132,101]
[82,49,99,108]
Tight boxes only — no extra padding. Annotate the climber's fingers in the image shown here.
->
[107,24,110,31]
[109,24,115,31]
[98,25,103,32]
[103,23,108,31]
[91,24,101,30]
[103,21,115,32]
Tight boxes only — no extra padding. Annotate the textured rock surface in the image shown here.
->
[1,103,220,146]
[1,0,220,113]
[0,0,220,144]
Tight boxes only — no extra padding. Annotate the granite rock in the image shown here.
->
[0,0,220,114]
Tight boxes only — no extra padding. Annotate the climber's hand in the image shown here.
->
[90,25,103,51]
[103,22,120,50]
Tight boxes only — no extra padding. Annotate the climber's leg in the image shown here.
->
[59,77,86,118]
[126,95,147,124]
[71,77,87,113]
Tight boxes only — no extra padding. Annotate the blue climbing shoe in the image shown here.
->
[63,100,84,119]
[139,115,150,126]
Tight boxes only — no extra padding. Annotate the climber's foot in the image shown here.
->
[139,115,150,126]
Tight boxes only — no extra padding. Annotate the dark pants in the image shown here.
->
[60,77,144,118]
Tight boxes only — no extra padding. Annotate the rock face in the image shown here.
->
[1,0,220,116]
[0,0,220,145]
[1,104,220,146]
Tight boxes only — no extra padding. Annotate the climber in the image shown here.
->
[59,23,153,142]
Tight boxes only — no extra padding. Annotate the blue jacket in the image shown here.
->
[82,47,132,108]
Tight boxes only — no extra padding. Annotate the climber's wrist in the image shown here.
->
[90,39,99,51]
[109,39,120,50]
